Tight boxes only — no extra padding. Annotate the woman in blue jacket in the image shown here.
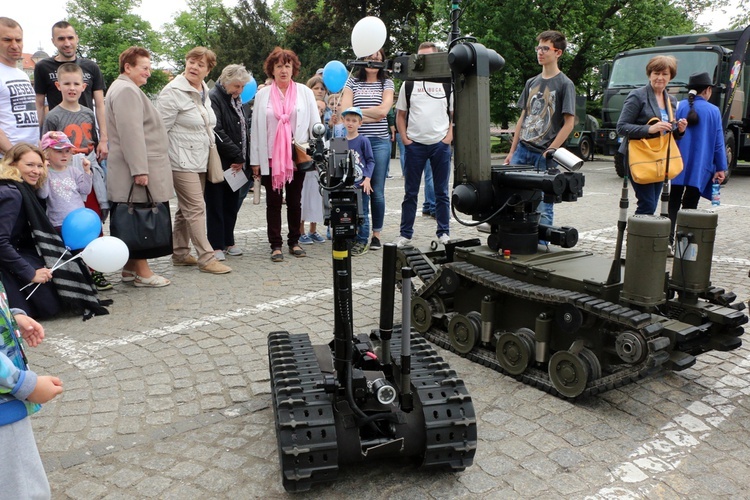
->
[669,72,727,244]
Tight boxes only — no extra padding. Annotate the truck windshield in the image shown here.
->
[609,50,720,88]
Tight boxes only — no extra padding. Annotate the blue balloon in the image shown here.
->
[322,61,348,93]
[61,208,102,250]
[240,78,258,104]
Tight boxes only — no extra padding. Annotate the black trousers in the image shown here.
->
[204,179,241,250]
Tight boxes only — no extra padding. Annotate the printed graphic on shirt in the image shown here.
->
[520,85,556,144]
[6,79,38,129]
[49,174,79,204]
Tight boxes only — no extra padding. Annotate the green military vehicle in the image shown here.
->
[597,26,750,178]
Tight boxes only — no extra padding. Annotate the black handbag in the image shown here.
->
[110,183,172,253]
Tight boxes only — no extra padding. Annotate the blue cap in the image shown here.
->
[341,106,363,119]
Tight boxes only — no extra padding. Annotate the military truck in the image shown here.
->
[564,95,598,161]
[596,26,750,179]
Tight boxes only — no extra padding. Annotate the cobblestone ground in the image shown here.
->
[33,159,750,499]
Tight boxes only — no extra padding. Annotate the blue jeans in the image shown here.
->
[629,177,662,215]
[400,141,451,239]
[356,189,371,245]
[395,133,406,174]
[397,133,434,213]
[511,143,554,227]
[367,136,391,234]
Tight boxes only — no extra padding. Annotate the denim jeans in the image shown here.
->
[630,178,663,215]
[511,142,554,227]
[395,132,406,174]
[356,189,371,245]
[367,136,391,234]
[397,133,434,213]
[400,141,451,239]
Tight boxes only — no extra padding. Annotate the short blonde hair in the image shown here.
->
[186,46,217,72]
[0,143,48,188]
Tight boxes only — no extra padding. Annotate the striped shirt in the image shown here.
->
[345,77,394,139]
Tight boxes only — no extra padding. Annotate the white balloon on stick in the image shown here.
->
[351,16,387,58]
[80,236,130,273]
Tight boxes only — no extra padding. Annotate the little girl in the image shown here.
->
[37,132,111,290]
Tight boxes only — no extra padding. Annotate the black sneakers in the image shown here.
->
[369,236,382,250]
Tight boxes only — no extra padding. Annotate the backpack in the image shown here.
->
[403,80,452,124]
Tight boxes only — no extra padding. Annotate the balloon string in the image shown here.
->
[331,67,356,112]
[25,253,81,301]
[19,249,69,291]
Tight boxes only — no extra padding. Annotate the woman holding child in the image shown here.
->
[0,144,109,319]
[249,47,320,262]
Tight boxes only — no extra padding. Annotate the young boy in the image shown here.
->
[0,282,63,498]
[42,63,111,289]
[505,30,575,233]
[341,107,375,256]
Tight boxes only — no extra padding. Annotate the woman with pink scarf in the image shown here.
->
[250,48,320,262]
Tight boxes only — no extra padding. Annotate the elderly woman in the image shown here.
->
[340,48,394,255]
[250,47,320,262]
[617,55,687,216]
[205,64,252,259]
[156,47,231,275]
[106,46,174,287]
[0,144,109,318]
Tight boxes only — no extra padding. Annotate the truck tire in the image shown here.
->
[614,152,625,178]
[577,135,593,161]
[724,131,736,184]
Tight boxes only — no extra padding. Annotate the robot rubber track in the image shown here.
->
[268,327,476,492]
[397,245,747,400]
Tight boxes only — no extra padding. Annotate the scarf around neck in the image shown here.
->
[12,181,111,320]
[270,80,297,191]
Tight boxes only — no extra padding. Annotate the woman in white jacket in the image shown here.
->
[250,47,320,262]
[157,47,231,275]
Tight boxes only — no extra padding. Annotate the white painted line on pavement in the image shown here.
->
[47,278,382,373]
[588,358,750,498]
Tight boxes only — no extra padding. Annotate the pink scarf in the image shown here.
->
[270,80,297,191]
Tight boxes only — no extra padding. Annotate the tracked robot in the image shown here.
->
[391,1,747,399]
[267,123,476,491]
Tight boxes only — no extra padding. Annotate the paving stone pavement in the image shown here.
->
[32,159,750,499]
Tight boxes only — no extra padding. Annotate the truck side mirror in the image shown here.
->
[599,62,611,89]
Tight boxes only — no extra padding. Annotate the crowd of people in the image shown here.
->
[0,16,733,495]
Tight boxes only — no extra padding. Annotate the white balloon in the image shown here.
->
[351,16,387,58]
[81,236,130,273]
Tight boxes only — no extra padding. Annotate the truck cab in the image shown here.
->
[597,28,750,178]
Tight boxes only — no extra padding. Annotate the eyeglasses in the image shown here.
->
[535,46,557,53]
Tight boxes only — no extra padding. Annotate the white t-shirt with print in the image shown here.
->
[0,63,39,151]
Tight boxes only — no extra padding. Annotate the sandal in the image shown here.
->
[122,269,136,283]
[134,274,171,288]
[289,246,306,258]
[271,249,284,262]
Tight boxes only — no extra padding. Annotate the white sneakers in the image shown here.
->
[393,235,450,247]
[393,236,413,248]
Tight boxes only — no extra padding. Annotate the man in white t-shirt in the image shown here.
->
[0,18,38,156]
[394,42,453,247]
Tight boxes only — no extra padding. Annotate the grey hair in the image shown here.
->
[218,64,251,86]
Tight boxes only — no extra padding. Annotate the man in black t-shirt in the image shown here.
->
[33,21,108,160]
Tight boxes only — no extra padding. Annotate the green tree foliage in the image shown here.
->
[459,0,697,126]
[213,0,280,83]
[283,0,440,84]
[163,0,226,71]
[65,0,167,95]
